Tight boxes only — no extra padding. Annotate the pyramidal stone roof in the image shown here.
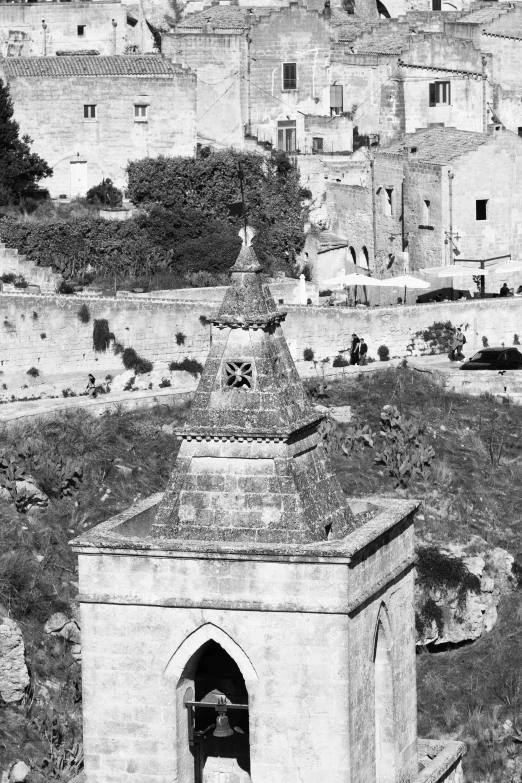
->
[152,230,356,545]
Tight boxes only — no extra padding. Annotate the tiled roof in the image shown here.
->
[1,55,183,78]
[380,126,489,165]
[456,6,509,24]
[177,5,274,29]
[335,17,373,41]
[353,29,413,54]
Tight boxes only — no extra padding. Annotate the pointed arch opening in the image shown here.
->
[374,619,395,783]
[167,625,256,783]
[349,246,357,265]
[360,246,370,270]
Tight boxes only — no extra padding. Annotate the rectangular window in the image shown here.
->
[134,104,148,122]
[476,199,488,221]
[429,81,451,106]
[277,120,296,153]
[432,0,441,9]
[330,84,343,115]
[77,25,85,36]
[423,199,431,224]
[83,104,97,121]
[384,188,393,217]
[282,62,297,91]
[312,137,324,154]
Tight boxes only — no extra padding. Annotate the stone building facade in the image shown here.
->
[0,0,154,58]
[319,123,522,275]
[330,25,488,146]
[0,55,196,198]
[162,3,354,154]
[71,232,465,783]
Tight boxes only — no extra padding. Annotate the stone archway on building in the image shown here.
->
[165,624,257,783]
[373,604,396,783]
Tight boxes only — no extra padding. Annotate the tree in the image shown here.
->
[126,149,307,274]
[0,79,52,205]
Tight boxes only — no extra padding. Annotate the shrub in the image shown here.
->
[126,150,306,273]
[159,378,172,388]
[32,311,38,320]
[416,597,444,637]
[374,405,435,487]
[78,303,90,324]
[123,376,135,391]
[61,388,76,398]
[57,279,75,295]
[121,347,153,375]
[175,331,186,346]
[319,289,332,297]
[416,546,481,607]
[92,319,114,353]
[86,178,123,209]
[482,336,489,348]
[332,354,349,368]
[415,321,454,355]
[113,341,124,355]
[13,275,27,288]
[303,348,314,362]
[377,345,390,362]
[40,332,46,339]
[514,334,520,346]
[0,273,15,283]
[27,366,39,377]
[199,315,210,327]
[169,357,203,378]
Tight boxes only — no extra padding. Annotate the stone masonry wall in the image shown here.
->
[2,69,196,198]
[1,293,521,381]
[0,1,128,57]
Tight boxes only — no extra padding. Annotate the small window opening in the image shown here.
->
[423,199,431,224]
[225,361,253,390]
[134,104,148,122]
[518,127,522,137]
[282,62,297,91]
[429,81,451,106]
[312,137,324,153]
[77,24,85,36]
[432,0,441,9]
[384,188,393,217]
[476,199,488,221]
[83,104,96,120]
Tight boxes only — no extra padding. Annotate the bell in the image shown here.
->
[213,712,234,738]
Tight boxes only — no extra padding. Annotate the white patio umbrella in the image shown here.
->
[322,272,383,306]
[493,261,522,274]
[380,274,430,305]
[436,266,489,277]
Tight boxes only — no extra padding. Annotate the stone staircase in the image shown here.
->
[0,243,62,293]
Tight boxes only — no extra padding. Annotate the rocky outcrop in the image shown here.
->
[0,615,29,703]
[416,541,517,646]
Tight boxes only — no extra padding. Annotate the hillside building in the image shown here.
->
[162,3,354,154]
[0,0,155,58]
[0,55,196,199]
[320,123,522,277]
[72,229,465,783]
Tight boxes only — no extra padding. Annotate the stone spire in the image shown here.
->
[152,229,356,544]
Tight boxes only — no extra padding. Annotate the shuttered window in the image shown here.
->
[282,63,297,90]
[330,84,343,114]
[429,81,451,106]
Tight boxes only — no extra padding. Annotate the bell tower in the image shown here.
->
[72,231,465,783]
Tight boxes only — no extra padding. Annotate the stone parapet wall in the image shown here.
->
[0,292,520,380]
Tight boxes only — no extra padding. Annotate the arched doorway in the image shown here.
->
[349,246,357,265]
[183,641,251,783]
[374,621,395,783]
[360,246,370,270]
[376,0,391,16]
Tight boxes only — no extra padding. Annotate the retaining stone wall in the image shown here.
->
[1,292,521,381]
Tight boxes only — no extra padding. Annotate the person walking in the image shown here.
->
[350,334,360,365]
[86,374,97,397]
[358,338,368,365]
[449,329,466,361]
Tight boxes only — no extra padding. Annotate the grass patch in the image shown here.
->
[0,403,190,772]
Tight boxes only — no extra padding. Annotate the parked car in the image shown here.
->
[460,347,522,371]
